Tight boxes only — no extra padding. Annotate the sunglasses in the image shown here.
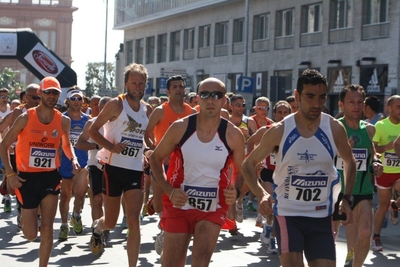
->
[0,95,9,99]
[233,103,246,108]
[69,97,83,101]
[27,95,41,100]
[256,106,270,111]
[199,91,225,100]
[42,89,60,95]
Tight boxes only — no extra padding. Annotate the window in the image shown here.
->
[276,9,293,37]
[302,4,322,33]
[34,30,56,51]
[146,36,155,64]
[364,0,388,24]
[170,31,180,61]
[184,28,195,50]
[32,0,59,4]
[233,18,244,43]
[253,14,269,40]
[199,25,211,48]
[215,21,228,45]
[126,40,133,64]
[157,33,167,63]
[135,39,143,64]
[330,0,353,29]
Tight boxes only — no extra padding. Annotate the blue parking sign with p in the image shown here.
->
[238,76,255,94]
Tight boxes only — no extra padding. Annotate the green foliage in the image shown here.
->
[0,67,24,100]
[85,62,116,97]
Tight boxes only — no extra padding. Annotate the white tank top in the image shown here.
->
[87,117,104,168]
[273,113,340,217]
[96,96,148,171]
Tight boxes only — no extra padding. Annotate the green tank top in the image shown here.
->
[336,118,374,195]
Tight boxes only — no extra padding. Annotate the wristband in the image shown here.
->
[6,172,16,178]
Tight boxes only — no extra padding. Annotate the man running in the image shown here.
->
[149,77,243,267]
[242,69,356,267]
[0,76,79,267]
[88,63,152,266]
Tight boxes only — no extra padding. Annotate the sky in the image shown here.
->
[71,0,124,87]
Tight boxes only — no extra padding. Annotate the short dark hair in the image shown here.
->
[339,84,365,103]
[364,95,380,113]
[296,69,327,94]
[167,75,185,90]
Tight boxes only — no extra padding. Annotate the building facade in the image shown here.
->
[0,0,77,86]
[113,0,399,115]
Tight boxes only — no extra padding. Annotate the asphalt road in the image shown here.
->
[0,192,399,266]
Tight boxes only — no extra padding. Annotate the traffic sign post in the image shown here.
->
[237,76,255,114]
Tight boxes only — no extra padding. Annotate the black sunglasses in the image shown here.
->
[199,91,225,100]
[27,95,41,100]
[42,89,60,95]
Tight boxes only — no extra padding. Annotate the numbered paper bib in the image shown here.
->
[181,184,218,212]
[288,175,328,202]
[29,147,56,169]
[70,133,79,147]
[383,152,400,167]
[336,148,367,171]
[120,137,143,158]
[270,153,276,166]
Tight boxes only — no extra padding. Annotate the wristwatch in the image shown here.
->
[342,194,354,207]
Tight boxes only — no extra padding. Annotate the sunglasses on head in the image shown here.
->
[27,95,41,100]
[233,102,246,108]
[0,95,9,99]
[69,96,82,101]
[42,89,60,95]
[199,91,225,100]
[256,106,270,110]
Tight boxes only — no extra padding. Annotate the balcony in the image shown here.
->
[329,27,353,43]
[252,39,269,52]
[114,0,234,29]
[233,42,244,54]
[362,22,390,40]
[300,32,322,47]
[274,35,293,50]
[215,44,228,57]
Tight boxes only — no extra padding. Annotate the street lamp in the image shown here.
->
[103,0,109,92]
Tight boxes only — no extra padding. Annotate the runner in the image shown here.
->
[242,69,356,267]
[0,76,79,267]
[88,63,152,267]
[149,77,243,267]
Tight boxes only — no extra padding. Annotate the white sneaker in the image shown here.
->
[235,201,243,223]
[266,237,278,254]
[155,231,164,255]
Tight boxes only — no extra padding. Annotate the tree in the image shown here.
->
[0,67,24,100]
[85,62,117,97]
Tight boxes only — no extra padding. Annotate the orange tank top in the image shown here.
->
[154,102,193,145]
[16,108,63,172]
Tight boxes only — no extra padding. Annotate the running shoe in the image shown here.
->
[344,248,354,267]
[90,220,104,255]
[235,201,243,223]
[58,225,69,241]
[260,223,273,245]
[17,213,22,230]
[389,200,399,225]
[70,214,83,234]
[255,214,265,228]
[371,237,383,251]
[155,231,164,255]
[246,202,257,212]
[121,215,127,229]
[266,237,278,254]
[3,195,11,212]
